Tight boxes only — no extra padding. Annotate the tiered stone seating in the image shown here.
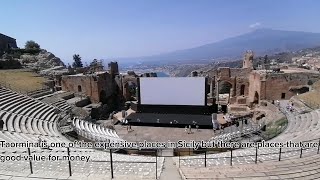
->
[27,88,53,98]
[0,87,73,145]
[271,109,320,142]
[51,98,72,111]
[1,88,68,140]
[180,153,320,179]
[40,97,72,112]
[0,86,164,179]
[72,118,122,142]
[0,110,67,146]
[210,126,261,142]
[36,91,74,112]
[175,100,320,179]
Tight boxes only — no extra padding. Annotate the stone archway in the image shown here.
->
[253,91,259,104]
[217,81,233,104]
[240,84,245,96]
[121,76,138,101]
[218,81,232,94]
[123,81,137,101]
[77,85,82,92]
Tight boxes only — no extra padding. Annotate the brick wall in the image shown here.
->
[248,71,320,103]
[263,72,320,100]
[0,34,17,54]
[248,72,263,103]
[61,72,114,103]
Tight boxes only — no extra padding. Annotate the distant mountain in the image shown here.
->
[119,28,320,66]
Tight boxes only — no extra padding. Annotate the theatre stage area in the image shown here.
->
[114,125,215,142]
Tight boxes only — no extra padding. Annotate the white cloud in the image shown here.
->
[249,22,261,28]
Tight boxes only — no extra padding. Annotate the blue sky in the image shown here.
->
[1,0,320,63]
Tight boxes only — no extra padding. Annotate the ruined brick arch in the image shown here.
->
[122,77,138,87]
[218,80,233,94]
[122,77,138,100]
[217,78,234,87]
[124,81,137,93]
[123,79,138,92]
[217,77,235,96]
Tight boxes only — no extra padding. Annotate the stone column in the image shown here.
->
[209,78,215,98]
[216,80,219,103]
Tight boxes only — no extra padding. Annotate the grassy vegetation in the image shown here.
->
[297,80,320,109]
[263,117,288,140]
[298,91,320,109]
[0,69,46,92]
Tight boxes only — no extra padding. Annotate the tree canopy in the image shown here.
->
[90,59,99,67]
[264,55,269,64]
[25,40,40,50]
[72,54,83,68]
[89,59,104,71]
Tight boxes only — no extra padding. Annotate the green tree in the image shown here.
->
[264,55,268,64]
[25,40,40,50]
[90,59,98,67]
[89,59,104,71]
[72,54,83,68]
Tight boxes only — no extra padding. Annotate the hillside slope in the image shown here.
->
[122,29,320,65]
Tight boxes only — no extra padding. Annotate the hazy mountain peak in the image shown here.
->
[121,29,320,66]
[252,28,274,32]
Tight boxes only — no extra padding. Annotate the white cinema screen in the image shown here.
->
[139,77,206,106]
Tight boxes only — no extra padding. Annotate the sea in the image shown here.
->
[156,72,170,77]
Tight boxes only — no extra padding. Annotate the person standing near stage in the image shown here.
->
[38,136,43,148]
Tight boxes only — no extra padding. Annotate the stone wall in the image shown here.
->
[121,75,138,101]
[248,71,320,103]
[108,61,119,77]
[248,72,263,104]
[207,65,320,107]
[264,72,320,100]
[205,51,320,107]
[235,77,249,96]
[230,68,251,77]
[208,67,251,98]
[96,72,115,103]
[243,51,254,69]
[0,33,17,55]
[61,72,114,103]
[0,59,21,69]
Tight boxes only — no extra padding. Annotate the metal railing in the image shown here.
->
[0,86,62,113]
[22,147,159,179]
[177,137,320,168]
